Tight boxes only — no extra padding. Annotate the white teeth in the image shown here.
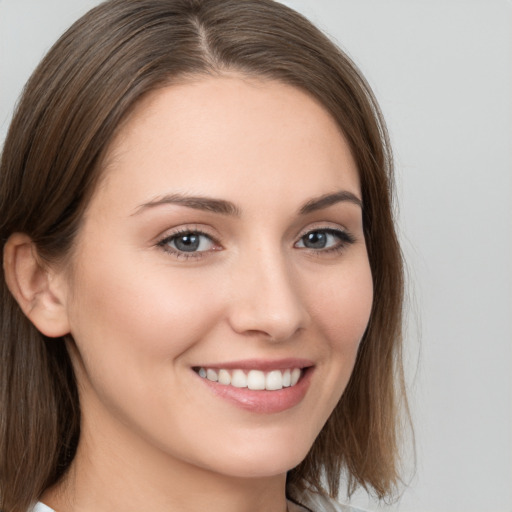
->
[291,368,301,386]
[218,369,231,385]
[266,370,283,391]
[231,369,247,388]
[247,370,266,390]
[196,367,304,391]
[206,369,218,381]
[282,369,291,387]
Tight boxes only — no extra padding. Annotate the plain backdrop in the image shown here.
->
[1,1,511,511]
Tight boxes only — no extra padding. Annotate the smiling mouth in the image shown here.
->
[194,367,303,391]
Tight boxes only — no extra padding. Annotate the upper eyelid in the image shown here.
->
[296,226,357,248]
[154,223,354,248]
[158,233,218,250]
[156,224,220,243]
[156,230,220,259]
[159,230,214,243]
[296,223,351,238]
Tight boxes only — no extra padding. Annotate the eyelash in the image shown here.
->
[295,227,356,256]
[156,226,356,260]
[156,227,219,260]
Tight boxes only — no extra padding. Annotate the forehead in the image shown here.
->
[94,75,360,214]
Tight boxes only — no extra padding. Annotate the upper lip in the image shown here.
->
[193,358,314,371]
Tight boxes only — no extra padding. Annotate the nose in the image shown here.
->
[226,247,310,342]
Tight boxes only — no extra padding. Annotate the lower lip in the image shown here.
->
[197,368,313,414]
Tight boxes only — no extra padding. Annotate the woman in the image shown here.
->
[0,1,407,511]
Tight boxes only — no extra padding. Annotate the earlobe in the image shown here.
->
[3,233,71,338]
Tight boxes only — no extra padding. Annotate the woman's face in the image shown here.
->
[62,76,373,480]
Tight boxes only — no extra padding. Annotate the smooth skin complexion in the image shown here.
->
[7,76,373,512]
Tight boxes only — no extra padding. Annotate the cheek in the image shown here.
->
[308,257,372,403]
[67,254,225,373]
[308,260,374,352]
[65,254,228,444]
[287,258,373,441]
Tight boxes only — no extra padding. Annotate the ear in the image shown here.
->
[3,233,71,337]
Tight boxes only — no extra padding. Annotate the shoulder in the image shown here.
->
[294,491,369,512]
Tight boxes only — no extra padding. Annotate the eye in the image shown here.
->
[295,228,355,252]
[157,230,219,256]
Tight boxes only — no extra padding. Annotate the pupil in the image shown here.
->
[175,234,200,252]
[304,231,326,248]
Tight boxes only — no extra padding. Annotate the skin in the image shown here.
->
[38,76,374,512]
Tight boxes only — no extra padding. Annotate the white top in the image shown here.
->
[295,492,367,512]
[31,495,367,512]
[31,504,54,512]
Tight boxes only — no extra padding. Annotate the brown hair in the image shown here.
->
[0,1,407,511]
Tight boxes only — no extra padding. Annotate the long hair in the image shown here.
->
[0,1,407,511]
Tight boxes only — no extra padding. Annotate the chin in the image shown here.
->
[197,435,313,479]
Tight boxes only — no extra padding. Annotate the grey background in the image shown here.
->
[1,1,511,511]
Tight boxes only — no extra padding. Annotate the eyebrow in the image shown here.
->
[133,194,241,216]
[133,190,362,216]
[298,191,363,214]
